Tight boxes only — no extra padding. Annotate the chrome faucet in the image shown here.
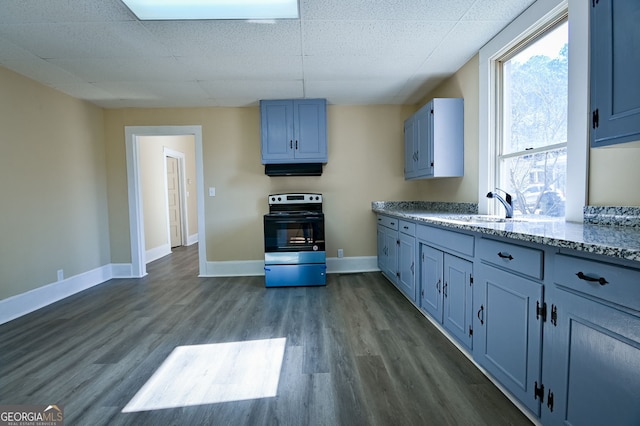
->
[487,189,514,218]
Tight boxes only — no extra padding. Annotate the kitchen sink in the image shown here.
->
[436,215,540,224]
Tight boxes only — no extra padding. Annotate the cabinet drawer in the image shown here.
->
[399,220,416,236]
[479,238,543,280]
[417,225,474,257]
[554,254,640,312]
[377,215,399,230]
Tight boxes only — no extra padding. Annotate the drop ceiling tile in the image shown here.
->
[142,20,302,57]
[1,57,85,86]
[302,20,454,56]
[302,55,425,80]
[48,57,185,82]
[461,0,537,21]
[0,22,171,59]
[92,81,208,101]
[305,79,406,103]
[301,0,476,21]
[0,0,135,24]
[175,56,303,80]
[198,80,304,99]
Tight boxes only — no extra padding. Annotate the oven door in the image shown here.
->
[263,213,325,253]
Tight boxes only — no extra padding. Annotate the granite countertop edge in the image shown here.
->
[372,202,640,265]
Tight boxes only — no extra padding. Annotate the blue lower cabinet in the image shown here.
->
[474,263,543,417]
[264,263,326,287]
[543,289,640,425]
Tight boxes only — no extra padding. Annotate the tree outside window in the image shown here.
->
[498,20,568,217]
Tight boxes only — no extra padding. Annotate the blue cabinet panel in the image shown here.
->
[260,99,327,163]
[420,244,443,321]
[474,263,543,416]
[403,98,463,179]
[544,288,640,425]
[398,232,417,302]
[442,253,473,349]
[590,0,640,147]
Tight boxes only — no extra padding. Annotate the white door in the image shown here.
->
[166,156,182,248]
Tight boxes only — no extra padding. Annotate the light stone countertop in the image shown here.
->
[372,201,640,265]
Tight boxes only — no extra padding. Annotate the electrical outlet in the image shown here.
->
[209,187,216,197]
[337,249,344,258]
[57,269,64,281]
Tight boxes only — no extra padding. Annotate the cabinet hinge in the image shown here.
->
[468,326,473,337]
[536,301,547,322]
[547,389,554,412]
[534,381,545,402]
[551,304,558,326]
[592,108,599,128]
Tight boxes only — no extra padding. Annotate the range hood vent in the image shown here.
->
[265,163,323,176]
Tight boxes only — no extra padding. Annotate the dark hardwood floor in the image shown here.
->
[0,245,532,425]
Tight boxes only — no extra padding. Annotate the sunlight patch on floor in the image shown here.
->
[122,338,287,412]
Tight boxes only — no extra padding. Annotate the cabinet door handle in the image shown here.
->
[295,140,298,149]
[576,271,609,286]
[497,252,514,260]
[290,140,293,149]
[443,281,448,298]
[477,305,484,325]
[410,262,414,275]
[436,279,441,293]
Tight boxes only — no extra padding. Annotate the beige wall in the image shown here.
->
[139,135,197,251]
[419,52,640,208]
[589,141,640,206]
[415,55,480,203]
[104,105,418,263]
[0,66,109,300]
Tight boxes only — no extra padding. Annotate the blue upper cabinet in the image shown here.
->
[590,0,640,147]
[404,98,463,179]
[260,99,328,163]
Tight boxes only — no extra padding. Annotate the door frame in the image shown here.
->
[164,148,187,248]
[125,125,206,277]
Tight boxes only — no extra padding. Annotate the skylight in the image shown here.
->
[122,0,299,21]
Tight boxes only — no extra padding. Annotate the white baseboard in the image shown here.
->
[0,264,114,325]
[200,256,379,277]
[146,244,171,264]
[111,263,134,278]
[202,260,265,277]
[326,256,378,274]
[186,233,198,246]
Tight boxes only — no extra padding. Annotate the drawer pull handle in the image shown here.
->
[477,305,484,325]
[497,252,514,260]
[576,271,608,286]
[404,226,409,229]
[390,222,395,226]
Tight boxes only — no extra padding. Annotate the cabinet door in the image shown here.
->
[415,104,433,177]
[419,244,443,322]
[543,289,640,425]
[377,224,385,271]
[380,226,398,283]
[397,233,416,302]
[591,0,640,147]
[261,100,294,162]
[474,263,543,416]
[404,116,417,178]
[442,254,473,349]
[293,99,327,161]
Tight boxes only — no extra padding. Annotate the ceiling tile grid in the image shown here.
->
[0,0,536,108]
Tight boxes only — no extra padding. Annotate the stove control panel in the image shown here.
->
[269,193,322,205]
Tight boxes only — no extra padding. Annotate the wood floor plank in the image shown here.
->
[0,244,532,425]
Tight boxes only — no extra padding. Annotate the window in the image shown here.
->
[496,19,568,217]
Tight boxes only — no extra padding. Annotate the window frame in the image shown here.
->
[479,0,588,221]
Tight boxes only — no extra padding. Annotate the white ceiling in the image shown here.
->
[0,0,535,108]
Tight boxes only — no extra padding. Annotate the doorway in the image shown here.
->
[125,126,206,278]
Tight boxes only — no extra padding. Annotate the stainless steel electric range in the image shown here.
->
[263,193,326,287]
